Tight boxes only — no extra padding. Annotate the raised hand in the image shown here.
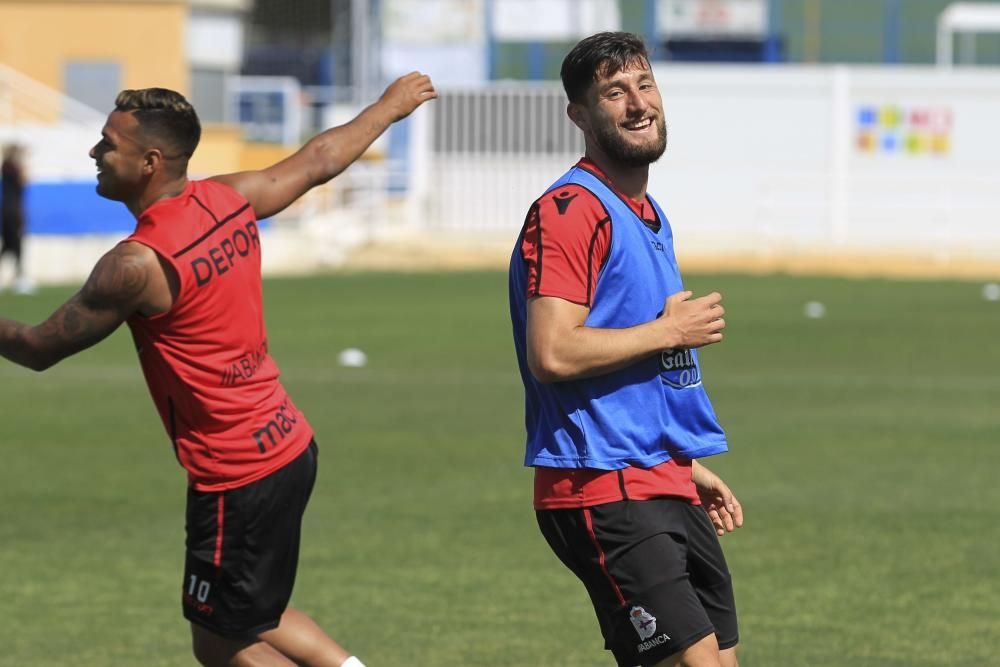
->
[378,72,438,122]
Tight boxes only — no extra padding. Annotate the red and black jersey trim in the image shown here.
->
[544,181,613,307]
[575,163,661,233]
[537,183,613,305]
[616,469,629,501]
[172,199,252,258]
[521,180,614,305]
[167,396,180,463]
[585,216,611,306]
[526,202,542,298]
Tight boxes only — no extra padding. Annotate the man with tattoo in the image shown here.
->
[0,73,436,667]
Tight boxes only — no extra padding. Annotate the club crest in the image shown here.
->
[629,605,657,640]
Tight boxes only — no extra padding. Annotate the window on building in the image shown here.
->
[191,68,229,124]
[64,60,121,115]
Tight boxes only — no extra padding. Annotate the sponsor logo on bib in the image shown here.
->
[659,348,702,388]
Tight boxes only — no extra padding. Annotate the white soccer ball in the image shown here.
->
[337,348,368,367]
[803,301,826,319]
[982,282,1000,302]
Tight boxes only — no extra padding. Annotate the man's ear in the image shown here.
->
[567,102,588,132]
[142,148,162,175]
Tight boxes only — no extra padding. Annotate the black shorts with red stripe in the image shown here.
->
[182,440,318,638]
[537,497,738,666]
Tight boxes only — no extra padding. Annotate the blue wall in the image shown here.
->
[15,182,270,236]
[22,182,134,235]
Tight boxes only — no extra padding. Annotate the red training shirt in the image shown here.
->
[125,180,313,491]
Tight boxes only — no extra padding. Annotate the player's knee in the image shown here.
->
[651,633,724,667]
[190,636,220,667]
[191,641,218,667]
[190,624,236,667]
[719,644,739,667]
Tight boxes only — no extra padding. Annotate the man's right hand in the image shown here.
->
[377,72,438,122]
[659,290,726,349]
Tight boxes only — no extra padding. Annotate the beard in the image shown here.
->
[592,115,668,167]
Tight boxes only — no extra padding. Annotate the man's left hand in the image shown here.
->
[692,461,744,536]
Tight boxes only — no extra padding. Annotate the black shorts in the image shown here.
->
[537,497,738,667]
[183,440,318,639]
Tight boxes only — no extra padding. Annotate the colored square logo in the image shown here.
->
[857,131,877,152]
[857,106,877,127]
[931,134,950,154]
[880,106,902,128]
[855,104,953,157]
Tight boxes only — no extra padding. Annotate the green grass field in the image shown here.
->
[1,270,998,666]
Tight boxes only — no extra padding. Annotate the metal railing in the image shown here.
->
[428,84,582,231]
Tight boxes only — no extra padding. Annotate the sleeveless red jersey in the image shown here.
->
[124,180,313,491]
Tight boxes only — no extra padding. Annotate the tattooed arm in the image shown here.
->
[0,242,155,371]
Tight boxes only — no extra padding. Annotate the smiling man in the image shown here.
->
[508,32,744,667]
[0,73,435,666]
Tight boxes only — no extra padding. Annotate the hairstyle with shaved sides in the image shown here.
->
[114,88,201,161]
[560,31,652,104]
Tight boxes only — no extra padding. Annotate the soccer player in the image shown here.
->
[508,33,743,667]
[0,72,436,666]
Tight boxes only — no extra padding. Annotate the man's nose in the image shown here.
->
[626,88,649,113]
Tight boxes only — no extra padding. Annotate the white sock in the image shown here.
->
[342,657,366,667]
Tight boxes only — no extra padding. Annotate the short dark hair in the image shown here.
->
[114,88,201,159]
[560,32,651,104]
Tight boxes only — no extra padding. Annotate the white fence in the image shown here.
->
[423,64,1000,263]
[425,84,581,232]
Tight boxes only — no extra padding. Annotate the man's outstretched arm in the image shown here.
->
[211,71,437,220]
[0,243,152,371]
